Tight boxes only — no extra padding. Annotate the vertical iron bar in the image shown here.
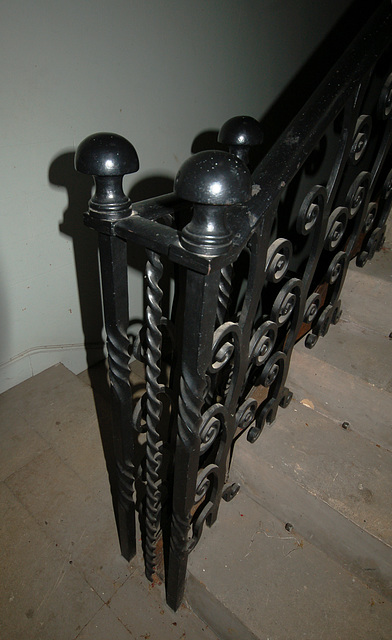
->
[75,132,140,562]
[98,233,136,561]
[166,268,221,611]
[216,264,233,326]
[143,249,164,580]
[166,149,253,610]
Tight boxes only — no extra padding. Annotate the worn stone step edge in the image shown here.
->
[231,451,392,601]
[185,572,261,640]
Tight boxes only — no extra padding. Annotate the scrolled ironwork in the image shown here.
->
[350,115,372,164]
[296,185,326,235]
[327,251,347,285]
[266,238,292,283]
[235,398,258,432]
[324,206,349,251]
[194,464,219,504]
[378,168,392,225]
[209,322,241,373]
[363,202,378,233]
[377,71,392,119]
[271,278,302,327]
[346,171,370,218]
[258,351,284,388]
[249,321,278,366]
[304,293,321,323]
[199,404,228,454]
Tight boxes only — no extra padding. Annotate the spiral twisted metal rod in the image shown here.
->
[106,324,132,402]
[203,265,235,406]
[216,265,233,326]
[143,250,164,581]
[166,369,206,609]
[117,458,136,512]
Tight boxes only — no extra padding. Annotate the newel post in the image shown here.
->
[166,150,252,610]
[75,133,139,561]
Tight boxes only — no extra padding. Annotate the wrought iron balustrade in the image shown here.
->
[75,0,392,612]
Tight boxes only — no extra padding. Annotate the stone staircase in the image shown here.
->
[0,248,391,639]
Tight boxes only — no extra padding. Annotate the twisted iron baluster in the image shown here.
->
[167,363,208,610]
[216,265,233,326]
[98,233,137,560]
[144,250,164,580]
[117,458,136,513]
[204,265,233,405]
[220,266,235,398]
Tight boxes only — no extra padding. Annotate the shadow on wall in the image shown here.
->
[50,152,113,476]
[50,151,104,369]
[186,1,382,171]
[129,176,174,204]
[259,0,384,154]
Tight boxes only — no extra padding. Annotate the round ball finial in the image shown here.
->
[75,133,139,219]
[175,150,252,255]
[218,116,263,163]
[175,150,252,206]
[75,132,139,176]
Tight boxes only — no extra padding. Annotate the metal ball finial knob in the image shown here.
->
[175,150,252,255]
[218,116,263,164]
[75,132,139,219]
[175,150,251,205]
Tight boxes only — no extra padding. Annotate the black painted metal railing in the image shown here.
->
[75,0,392,611]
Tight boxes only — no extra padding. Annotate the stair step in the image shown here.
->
[230,440,392,598]
[1,363,112,506]
[357,246,392,284]
[287,350,392,450]
[187,488,392,640]
[295,256,392,393]
[296,317,392,392]
[341,261,392,335]
[251,398,391,546]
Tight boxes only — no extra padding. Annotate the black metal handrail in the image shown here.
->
[75,0,392,611]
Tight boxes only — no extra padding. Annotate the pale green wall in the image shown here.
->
[0,0,352,392]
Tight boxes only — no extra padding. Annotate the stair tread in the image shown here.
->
[287,349,392,450]
[1,363,113,506]
[230,448,392,598]
[354,246,392,284]
[296,316,392,392]
[250,397,391,546]
[187,489,392,640]
[295,248,392,392]
[341,261,392,335]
